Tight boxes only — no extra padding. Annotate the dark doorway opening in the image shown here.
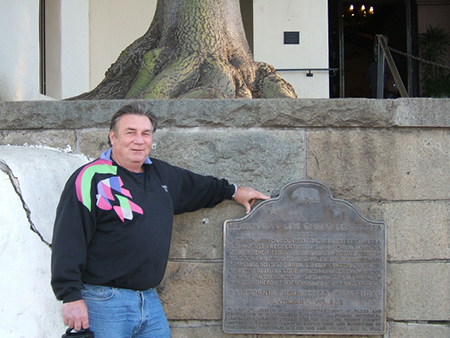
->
[329,0,417,98]
[240,0,254,54]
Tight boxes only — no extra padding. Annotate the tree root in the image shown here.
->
[68,0,297,100]
[123,51,294,99]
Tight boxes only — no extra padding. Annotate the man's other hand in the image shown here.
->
[62,299,89,331]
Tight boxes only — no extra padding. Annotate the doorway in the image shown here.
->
[329,0,417,98]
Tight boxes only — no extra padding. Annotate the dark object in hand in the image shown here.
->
[62,328,94,338]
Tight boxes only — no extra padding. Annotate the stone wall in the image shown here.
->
[1,98,449,337]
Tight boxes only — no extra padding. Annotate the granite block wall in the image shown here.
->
[0,98,449,337]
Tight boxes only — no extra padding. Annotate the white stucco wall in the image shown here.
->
[45,0,90,100]
[89,0,157,89]
[0,1,46,101]
[60,1,90,99]
[0,0,89,101]
[0,146,88,337]
[253,0,329,98]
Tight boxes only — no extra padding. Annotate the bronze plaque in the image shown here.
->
[223,181,386,335]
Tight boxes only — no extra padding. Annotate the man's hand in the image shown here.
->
[62,299,89,331]
[233,186,270,214]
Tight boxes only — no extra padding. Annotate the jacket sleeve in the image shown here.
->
[166,164,236,215]
[51,171,96,303]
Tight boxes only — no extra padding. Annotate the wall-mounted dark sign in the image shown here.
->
[284,31,300,44]
[223,181,386,335]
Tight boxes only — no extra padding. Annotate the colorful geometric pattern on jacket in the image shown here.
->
[96,176,143,221]
[75,159,143,221]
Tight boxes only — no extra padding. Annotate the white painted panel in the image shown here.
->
[60,0,90,99]
[254,0,329,98]
[279,71,329,98]
[89,0,157,89]
[0,1,44,101]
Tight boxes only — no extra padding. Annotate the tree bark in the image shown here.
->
[71,0,297,100]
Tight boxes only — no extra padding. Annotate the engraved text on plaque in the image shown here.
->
[223,181,386,335]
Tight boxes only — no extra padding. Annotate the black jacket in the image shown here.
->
[51,154,235,303]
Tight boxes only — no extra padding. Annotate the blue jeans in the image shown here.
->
[81,284,171,338]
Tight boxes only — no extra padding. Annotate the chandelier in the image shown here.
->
[344,3,375,26]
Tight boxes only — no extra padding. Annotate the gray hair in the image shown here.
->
[108,103,158,145]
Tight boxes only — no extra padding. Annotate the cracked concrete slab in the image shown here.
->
[0,145,88,337]
[0,146,88,245]
[0,168,64,336]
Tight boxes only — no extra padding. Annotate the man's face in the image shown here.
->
[109,114,153,172]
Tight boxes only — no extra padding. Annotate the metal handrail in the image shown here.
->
[276,68,338,77]
[376,35,409,98]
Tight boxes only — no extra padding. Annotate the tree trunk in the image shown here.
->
[71,0,297,100]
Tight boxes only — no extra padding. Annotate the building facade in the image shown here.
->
[0,0,330,101]
[1,0,449,101]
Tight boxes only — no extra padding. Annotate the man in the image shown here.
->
[51,103,269,337]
